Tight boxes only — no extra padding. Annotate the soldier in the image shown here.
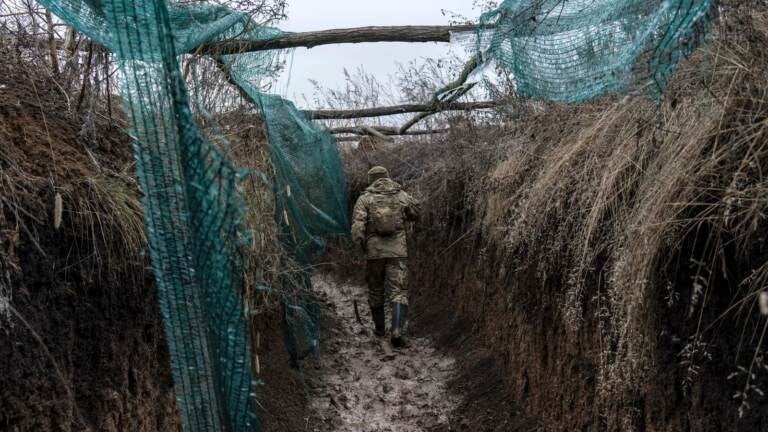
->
[351,166,419,348]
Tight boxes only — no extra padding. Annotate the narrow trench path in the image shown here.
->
[307,274,459,432]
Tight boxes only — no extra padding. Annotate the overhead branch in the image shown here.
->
[211,57,481,144]
[305,100,498,120]
[329,126,450,137]
[38,23,489,56]
[197,24,486,55]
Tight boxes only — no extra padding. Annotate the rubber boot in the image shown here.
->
[390,303,409,348]
[371,306,386,337]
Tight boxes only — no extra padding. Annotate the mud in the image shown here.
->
[307,274,459,432]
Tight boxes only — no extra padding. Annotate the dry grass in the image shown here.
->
[486,23,768,417]
[0,52,294,325]
[341,4,768,428]
[218,114,295,312]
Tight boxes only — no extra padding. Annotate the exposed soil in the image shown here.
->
[0,61,180,431]
[253,305,321,431]
[410,275,540,432]
[0,59,321,432]
[0,256,180,432]
[307,273,460,432]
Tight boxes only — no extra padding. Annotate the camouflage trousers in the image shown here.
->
[366,258,409,308]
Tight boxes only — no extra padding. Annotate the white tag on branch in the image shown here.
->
[759,291,768,316]
[53,192,63,230]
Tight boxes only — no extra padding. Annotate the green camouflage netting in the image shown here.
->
[478,0,714,102]
[38,1,348,430]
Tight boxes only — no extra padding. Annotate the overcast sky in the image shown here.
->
[276,0,480,108]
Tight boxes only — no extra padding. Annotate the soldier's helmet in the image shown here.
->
[367,166,389,184]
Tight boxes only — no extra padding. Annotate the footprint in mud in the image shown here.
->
[309,274,459,432]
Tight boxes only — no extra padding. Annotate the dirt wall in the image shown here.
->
[0,236,180,431]
[0,57,316,431]
[0,60,181,430]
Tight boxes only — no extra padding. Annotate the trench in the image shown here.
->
[306,273,460,432]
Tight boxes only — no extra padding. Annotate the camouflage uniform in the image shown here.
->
[351,167,418,345]
[365,258,408,307]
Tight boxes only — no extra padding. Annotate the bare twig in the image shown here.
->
[399,55,481,134]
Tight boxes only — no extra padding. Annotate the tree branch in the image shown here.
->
[45,10,60,75]
[358,125,394,141]
[329,126,449,137]
[39,23,487,56]
[197,24,485,55]
[305,100,498,120]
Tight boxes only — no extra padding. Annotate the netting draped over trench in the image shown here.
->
[476,0,715,102]
[213,12,350,371]
[37,1,349,431]
[35,0,719,430]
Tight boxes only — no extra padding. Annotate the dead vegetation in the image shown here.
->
[472,10,768,426]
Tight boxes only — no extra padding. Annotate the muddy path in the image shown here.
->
[307,274,459,432]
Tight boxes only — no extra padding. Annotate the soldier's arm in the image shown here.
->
[403,191,420,222]
[351,194,369,244]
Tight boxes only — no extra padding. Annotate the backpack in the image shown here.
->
[368,194,405,236]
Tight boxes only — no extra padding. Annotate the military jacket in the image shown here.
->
[351,178,419,259]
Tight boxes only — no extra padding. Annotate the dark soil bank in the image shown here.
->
[406,29,768,432]
[0,62,181,431]
[0,61,315,432]
[0,246,180,432]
